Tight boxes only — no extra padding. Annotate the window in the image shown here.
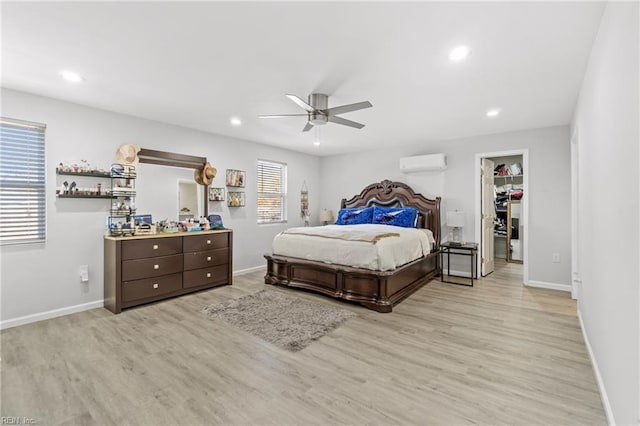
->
[0,118,46,244]
[257,160,286,223]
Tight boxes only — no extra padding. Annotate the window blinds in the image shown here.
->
[0,118,46,244]
[257,160,286,223]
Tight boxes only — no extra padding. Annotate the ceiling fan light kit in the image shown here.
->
[260,93,372,132]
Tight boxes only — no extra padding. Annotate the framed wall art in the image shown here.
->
[226,169,245,187]
[227,191,245,207]
[209,187,225,201]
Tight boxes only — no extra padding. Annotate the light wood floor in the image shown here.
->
[1,262,605,425]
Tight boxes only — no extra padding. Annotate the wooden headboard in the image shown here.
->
[341,179,441,249]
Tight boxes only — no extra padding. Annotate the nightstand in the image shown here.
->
[440,241,478,286]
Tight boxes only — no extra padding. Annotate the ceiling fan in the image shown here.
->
[259,93,372,132]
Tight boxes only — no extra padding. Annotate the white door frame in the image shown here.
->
[474,149,529,284]
[570,130,580,300]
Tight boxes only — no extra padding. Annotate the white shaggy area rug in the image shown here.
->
[201,289,357,352]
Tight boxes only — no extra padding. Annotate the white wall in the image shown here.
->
[0,88,321,325]
[571,2,639,424]
[320,125,571,286]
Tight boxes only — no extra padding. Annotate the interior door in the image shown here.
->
[481,158,495,276]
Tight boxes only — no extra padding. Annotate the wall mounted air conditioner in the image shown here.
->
[399,153,447,173]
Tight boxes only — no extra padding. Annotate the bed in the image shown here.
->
[264,180,441,312]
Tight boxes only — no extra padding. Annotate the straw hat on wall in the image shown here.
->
[116,144,141,165]
[194,162,217,186]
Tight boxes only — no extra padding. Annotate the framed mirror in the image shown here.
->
[136,148,209,221]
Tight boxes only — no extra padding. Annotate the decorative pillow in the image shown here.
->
[372,206,419,228]
[334,207,374,225]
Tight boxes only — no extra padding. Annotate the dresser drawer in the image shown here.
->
[183,233,228,253]
[183,248,229,271]
[122,273,182,303]
[122,254,183,281]
[183,264,228,289]
[122,237,182,260]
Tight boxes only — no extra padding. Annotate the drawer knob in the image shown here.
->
[153,283,159,289]
[207,256,212,261]
[154,264,159,270]
[152,244,159,250]
[206,272,211,278]
[206,240,211,245]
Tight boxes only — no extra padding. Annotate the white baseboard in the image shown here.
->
[233,265,265,276]
[2,267,266,330]
[578,309,616,425]
[0,299,104,330]
[526,280,571,292]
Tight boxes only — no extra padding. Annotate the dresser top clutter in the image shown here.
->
[104,229,228,241]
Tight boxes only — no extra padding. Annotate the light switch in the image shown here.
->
[79,265,89,282]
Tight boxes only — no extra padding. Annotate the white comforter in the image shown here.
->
[272,224,435,271]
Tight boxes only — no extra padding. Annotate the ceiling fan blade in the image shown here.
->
[286,94,315,112]
[327,115,365,129]
[259,114,309,119]
[325,101,372,116]
[302,122,314,132]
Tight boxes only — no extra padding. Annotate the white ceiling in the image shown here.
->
[1,2,604,156]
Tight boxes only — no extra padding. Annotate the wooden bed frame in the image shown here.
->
[264,180,441,312]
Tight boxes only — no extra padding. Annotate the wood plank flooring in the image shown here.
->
[1,260,606,425]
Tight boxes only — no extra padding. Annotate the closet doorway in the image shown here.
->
[474,149,529,284]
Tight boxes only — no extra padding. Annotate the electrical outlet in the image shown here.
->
[552,253,560,263]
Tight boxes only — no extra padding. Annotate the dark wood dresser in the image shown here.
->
[104,229,232,313]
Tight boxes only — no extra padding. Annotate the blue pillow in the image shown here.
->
[335,207,374,225]
[372,206,419,228]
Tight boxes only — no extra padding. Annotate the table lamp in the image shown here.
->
[319,209,334,225]
[446,210,465,242]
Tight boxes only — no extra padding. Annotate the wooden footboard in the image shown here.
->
[264,252,439,312]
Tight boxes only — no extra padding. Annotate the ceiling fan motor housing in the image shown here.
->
[308,93,328,125]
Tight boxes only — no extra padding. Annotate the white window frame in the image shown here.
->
[257,159,287,224]
[0,117,47,245]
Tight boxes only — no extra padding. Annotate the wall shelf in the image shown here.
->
[57,194,113,199]
[56,169,111,178]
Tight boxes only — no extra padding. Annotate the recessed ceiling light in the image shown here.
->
[449,45,470,62]
[59,70,84,83]
[313,141,321,146]
[486,108,501,118]
[230,117,242,126]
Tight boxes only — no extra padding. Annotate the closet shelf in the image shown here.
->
[493,174,523,179]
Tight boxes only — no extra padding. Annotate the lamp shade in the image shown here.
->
[446,211,465,227]
[319,209,334,223]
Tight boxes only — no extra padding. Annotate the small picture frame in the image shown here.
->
[209,187,225,201]
[227,192,245,207]
[226,169,246,187]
